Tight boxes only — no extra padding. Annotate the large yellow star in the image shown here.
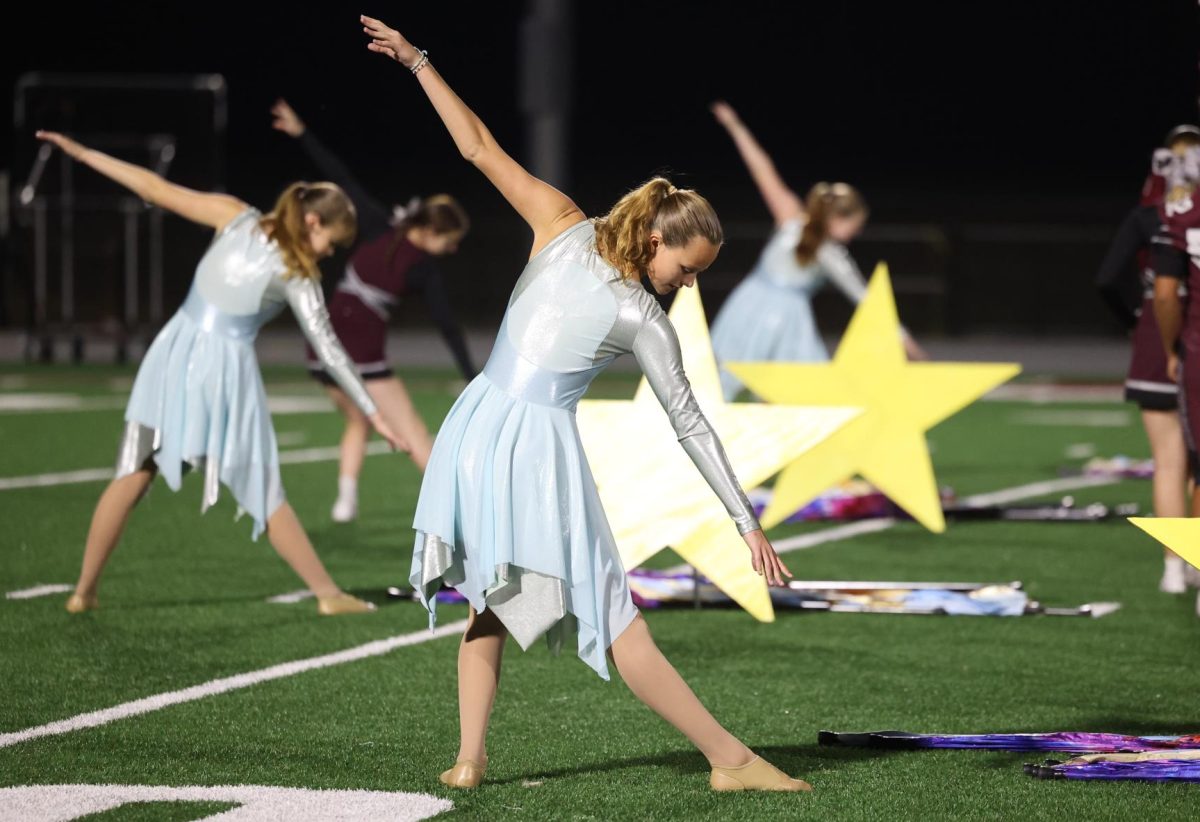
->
[576,286,859,621]
[727,264,1020,533]
[1129,518,1200,568]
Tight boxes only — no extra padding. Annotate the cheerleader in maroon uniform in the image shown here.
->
[1097,125,1198,592]
[272,99,477,522]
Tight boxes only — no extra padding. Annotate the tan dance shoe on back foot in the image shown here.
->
[439,759,486,788]
[65,593,98,614]
[710,756,812,792]
[316,593,376,615]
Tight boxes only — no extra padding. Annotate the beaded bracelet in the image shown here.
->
[410,49,430,75]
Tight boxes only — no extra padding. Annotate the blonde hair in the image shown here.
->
[259,182,357,280]
[593,177,722,281]
[796,182,867,266]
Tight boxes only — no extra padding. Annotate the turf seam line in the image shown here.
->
[0,619,468,749]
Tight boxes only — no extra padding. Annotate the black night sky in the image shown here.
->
[4,1,1200,333]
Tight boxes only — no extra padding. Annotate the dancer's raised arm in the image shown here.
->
[361,15,584,255]
[710,102,804,226]
[36,131,246,231]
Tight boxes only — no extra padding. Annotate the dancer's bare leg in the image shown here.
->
[326,386,371,480]
[73,467,157,598]
[265,502,342,599]
[1143,409,1191,591]
[1143,409,1188,524]
[609,614,753,768]
[455,606,508,764]
[367,376,433,470]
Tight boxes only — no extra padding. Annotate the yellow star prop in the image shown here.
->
[727,263,1020,533]
[1129,518,1200,569]
[576,286,859,621]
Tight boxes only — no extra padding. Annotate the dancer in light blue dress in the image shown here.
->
[709,101,925,400]
[37,131,403,617]
[363,14,810,794]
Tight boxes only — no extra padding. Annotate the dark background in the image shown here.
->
[3,0,1199,340]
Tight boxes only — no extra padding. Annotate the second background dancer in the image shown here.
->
[271,99,477,522]
[708,101,925,401]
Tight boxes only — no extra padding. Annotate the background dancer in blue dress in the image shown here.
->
[36,131,404,617]
[362,14,810,794]
[708,101,925,400]
[269,98,477,523]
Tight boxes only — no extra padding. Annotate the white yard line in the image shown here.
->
[773,518,899,554]
[0,442,393,492]
[960,475,1120,508]
[5,584,73,600]
[0,619,467,749]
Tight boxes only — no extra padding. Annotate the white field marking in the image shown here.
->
[1011,409,1133,428]
[0,468,115,491]
[6,584,72,600]
[0,442,393,492]
[277,441,391,466]
[266,589,315,604]
[0,393,330,415]
[0,394,125,413]
[985,383,1124,404]
[0,619,467,749]
[772,518,899,554]
[1063,442,1097,459]
[960,475,1121,508]
[0,784,452,822]
[273,430,308,447]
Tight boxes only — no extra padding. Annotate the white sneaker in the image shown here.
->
[1160,558,1187,594]
[331,497,358,523]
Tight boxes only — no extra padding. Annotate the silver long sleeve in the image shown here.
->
[632,311,760,535]
[284,276,378,417]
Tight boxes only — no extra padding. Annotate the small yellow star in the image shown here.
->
[1130,518,1200,568]
[727,264,1020,533]
[576,286,859,621]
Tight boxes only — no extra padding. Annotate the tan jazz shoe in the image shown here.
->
[316,593,376,615]
[710,756,812,792]
[65,593,98,614]
[439,759,486,789]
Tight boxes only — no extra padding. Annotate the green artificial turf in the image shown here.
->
[1,365,1197,820]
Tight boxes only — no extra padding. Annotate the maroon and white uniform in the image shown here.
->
[295,130,476,383]
[1096,162,1178,409]
[1153,162,1200,471]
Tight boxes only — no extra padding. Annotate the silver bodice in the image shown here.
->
[486,220,759,535]
[194,209,377,416]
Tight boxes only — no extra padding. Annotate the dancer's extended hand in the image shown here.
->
[710,101,740,128]
[1168,352,1181,383]
[361,14,422,67]
[370,413,409,453]
[270,99,305,137]
[35,130,87,159]
[743,528,792,587]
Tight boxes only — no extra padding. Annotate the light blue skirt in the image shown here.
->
[410,368,639,681]
[710,275,829,401]
[123,296,283,540]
